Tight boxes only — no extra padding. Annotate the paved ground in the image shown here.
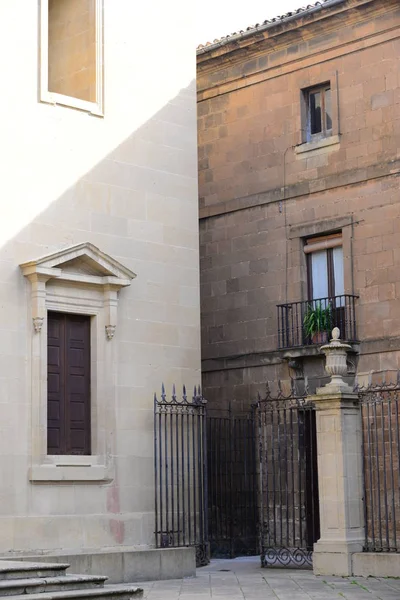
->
[140,557,400,599]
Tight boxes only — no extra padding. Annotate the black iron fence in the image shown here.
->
[277,294,358,349]
[154,385,209,566]
[358,380,400,553]
[154,381,322,569]
[207,406,257,558]
[255,384,320,568]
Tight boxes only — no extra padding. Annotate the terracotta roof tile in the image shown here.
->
[196,0,344,53]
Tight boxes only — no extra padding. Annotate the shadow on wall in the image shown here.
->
[0,79,199,549]
[0,78,198,335]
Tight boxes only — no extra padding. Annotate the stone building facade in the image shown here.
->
[197,0,400,411]
[0,0,199,579]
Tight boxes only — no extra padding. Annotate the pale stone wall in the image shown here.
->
[0,1,199,555]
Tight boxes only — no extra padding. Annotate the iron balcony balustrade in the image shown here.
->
[277,294,358,350]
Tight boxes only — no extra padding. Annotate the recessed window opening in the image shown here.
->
[305,233,343,302]
[48,0,97,102]
[306,84,332,141]
[41,0,104,114]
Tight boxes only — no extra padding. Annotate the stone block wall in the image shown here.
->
[0,0,199,558]
[197,0,400,409]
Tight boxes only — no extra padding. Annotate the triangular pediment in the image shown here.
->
[57,255,115,277]
[20,242,136,285]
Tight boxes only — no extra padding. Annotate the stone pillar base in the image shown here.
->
[313,540,364,576]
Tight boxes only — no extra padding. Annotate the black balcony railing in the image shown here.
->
[277,294,358,350]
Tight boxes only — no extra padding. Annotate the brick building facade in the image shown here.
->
[197,0,400,411]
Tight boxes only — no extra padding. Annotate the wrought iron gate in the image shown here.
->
[154,385,209,566]
[358,378,400,553]
[154,382,320,569]
[256,385,320,568]
[207,406,258,558]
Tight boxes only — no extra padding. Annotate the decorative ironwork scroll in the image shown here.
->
[255,383,320,569]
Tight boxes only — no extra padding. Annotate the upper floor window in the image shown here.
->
[40,0,104,116]
[305,233,344,301]
[304,84,332,142]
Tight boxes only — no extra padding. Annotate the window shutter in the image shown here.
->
[304,233,342,254]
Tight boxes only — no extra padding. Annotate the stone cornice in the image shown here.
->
[199,160,400,220]
[197,0,396,100]
[198,0,375,69]
[20,242,136,339]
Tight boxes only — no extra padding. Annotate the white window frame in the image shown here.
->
[305,84,332,143]
[40,0,104,116]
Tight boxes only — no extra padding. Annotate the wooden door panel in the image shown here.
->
[47,312,91,455]
[66,314,91,455]
[47,312,65,454]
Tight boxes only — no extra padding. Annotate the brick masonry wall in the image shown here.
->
[197,0,400,409]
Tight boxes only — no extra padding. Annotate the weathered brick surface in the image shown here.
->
[197,0,400,407]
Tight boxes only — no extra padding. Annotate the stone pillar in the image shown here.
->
[310,328,364,576]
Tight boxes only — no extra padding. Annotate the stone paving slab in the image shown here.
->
[140,557,400,600]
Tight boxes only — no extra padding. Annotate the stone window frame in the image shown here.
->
[289,217,353,303]
[295,70,340,156]
[20,242,135,483]
[39,0,104,116]
[303,83,333,143]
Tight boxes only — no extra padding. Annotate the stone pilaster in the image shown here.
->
[309,328,364,576]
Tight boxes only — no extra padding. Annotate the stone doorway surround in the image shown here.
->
[20,242,136,484]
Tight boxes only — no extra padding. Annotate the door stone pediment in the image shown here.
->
[20,241,136,286]
[20,242,136,338]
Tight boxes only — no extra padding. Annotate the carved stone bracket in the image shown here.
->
[105,325,116,340]
[287,358,304,380]
[20,242,136,339]
[33,317,44,333]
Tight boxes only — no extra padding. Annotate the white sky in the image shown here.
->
[196,1,308,45]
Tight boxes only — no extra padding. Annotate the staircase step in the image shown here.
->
[0,585,143,600]
[0,564,70,582]
[0,575,108,596]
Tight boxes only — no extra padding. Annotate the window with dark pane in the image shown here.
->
[306,84,332,141]
[309,91,322,134]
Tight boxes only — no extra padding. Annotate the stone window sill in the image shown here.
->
[295,134,340,156]
[29,461,114,483]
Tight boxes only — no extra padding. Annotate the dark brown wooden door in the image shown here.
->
[47,312,91,455]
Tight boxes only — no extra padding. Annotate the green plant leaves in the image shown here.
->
[303,301,332,337]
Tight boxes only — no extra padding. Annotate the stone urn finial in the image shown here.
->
[318,328,353,394]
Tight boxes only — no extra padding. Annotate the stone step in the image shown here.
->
[1,585,143,600]
[0,564,70,582]
[0,575,108,596]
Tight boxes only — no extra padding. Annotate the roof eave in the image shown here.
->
[196,0,346,56]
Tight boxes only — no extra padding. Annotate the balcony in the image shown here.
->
[277,294,358,350]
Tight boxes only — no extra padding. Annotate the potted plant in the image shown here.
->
[303,301,332,344]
